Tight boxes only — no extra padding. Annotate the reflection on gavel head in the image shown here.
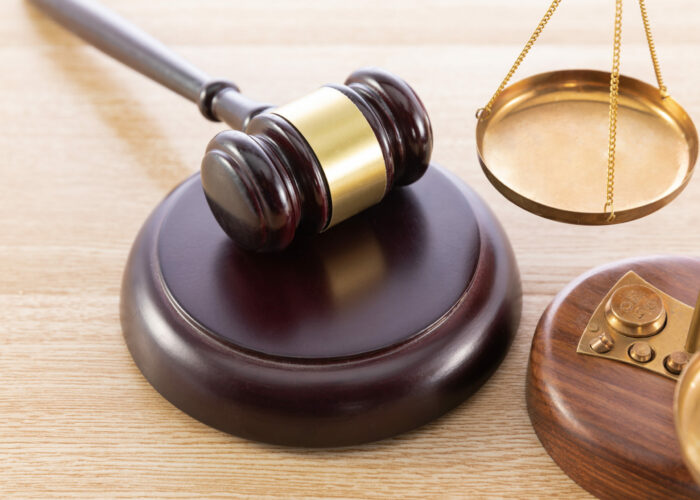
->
[217,183,427,333]
[201,67,433,252]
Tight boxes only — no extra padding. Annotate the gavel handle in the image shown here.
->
[28,0,268,129]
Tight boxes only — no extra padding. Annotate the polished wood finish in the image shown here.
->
[121,166,521,446]
[527,256,700,500]
[7,0,700,496]
[202,68,433,251]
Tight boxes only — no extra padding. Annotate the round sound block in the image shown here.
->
[120,166,521,447]
[527,256,700,499]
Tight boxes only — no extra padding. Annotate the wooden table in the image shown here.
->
[3,1,699,497]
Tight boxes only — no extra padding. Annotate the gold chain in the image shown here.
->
[638,0,668,97]
[475,0,562,120]
[604,0,623,221]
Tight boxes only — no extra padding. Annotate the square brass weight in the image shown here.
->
[577,271,696,380]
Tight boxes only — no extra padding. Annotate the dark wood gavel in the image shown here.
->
[30,0,433,251]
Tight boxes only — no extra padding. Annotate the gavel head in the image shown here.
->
[201,67,433,252]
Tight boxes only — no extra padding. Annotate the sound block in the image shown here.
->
[120,166,521,447]
[527,256,700,499]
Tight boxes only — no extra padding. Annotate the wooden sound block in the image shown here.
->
[527,256,700,499]
[120,166,521,447]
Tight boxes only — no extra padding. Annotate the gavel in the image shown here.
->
[30,0,433,251]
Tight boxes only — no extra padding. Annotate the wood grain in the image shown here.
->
[2,0,700,497]
[527,256,700,500]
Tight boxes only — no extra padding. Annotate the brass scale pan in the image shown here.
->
[475,0,698,225]
[476,69,698,224]
[677,351,700,485]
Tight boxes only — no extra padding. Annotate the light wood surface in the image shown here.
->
[2,1,699,498]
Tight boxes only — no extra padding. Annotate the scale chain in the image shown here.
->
[475,0,562,120]
[605,0,623,222]
[639,0,668,98]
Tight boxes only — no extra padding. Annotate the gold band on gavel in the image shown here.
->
[272,87,387,228]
